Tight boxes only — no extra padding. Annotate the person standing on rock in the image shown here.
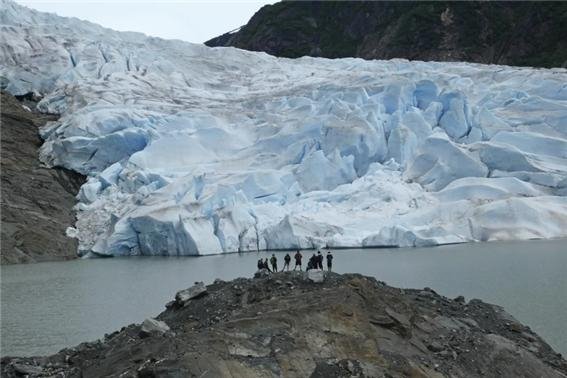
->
[307,253,317,271]
[326,250,333,272]
[263,258,272,272]
[257,258,264,270]
[317,251,323,270]
[294,250,303,270]
[283,253,291,271]
[270,254,278,272]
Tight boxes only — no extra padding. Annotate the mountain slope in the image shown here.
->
[206,1,567,68]
[0,93,84,264]
[1,0,566,257]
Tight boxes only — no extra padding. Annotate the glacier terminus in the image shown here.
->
[1,0,567,257]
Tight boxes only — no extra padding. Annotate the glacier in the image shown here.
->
[1,0,566,257]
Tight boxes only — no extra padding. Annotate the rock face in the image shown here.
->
[206,1,567,68]
[2,273,566,377]
[0,93,84,264]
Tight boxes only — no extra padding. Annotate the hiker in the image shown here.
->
[263,258,271,272]
[270,253,278,272]
[307,253,317,271]
[326,250,333,272]
[317,250,323,270]
[283,253,291,271]
[294,250,303,270]
[257,258,264,270]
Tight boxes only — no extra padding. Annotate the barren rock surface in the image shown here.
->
[0,93,84,264]
[2,272,565,377]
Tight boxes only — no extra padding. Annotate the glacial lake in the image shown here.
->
[1,239,566,357]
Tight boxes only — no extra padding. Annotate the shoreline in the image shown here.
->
[71,237,567,262]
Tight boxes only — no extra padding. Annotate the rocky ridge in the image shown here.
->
[0,92,84,264]
[2,272,566,377]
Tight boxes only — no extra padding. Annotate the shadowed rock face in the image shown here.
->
[2,272,565,377]
[206,1,567,68]
[0,92,84,264]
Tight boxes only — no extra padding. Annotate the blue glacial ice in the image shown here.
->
[1,0,566,256]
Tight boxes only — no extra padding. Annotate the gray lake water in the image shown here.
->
[1,239,566,357]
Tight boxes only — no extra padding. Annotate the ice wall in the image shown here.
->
[1,0,566,256]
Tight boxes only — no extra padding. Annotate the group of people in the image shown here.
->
[257,249,334,273]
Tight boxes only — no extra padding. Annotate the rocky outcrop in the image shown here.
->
[206,1,567,68]
[174,281,208,306]
[2,272,565,377]
[0,92,84,264]
[139,318,170,338]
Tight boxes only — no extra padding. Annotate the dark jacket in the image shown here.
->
[309,255,317,268]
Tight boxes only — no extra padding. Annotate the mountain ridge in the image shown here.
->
[206,1,567,68]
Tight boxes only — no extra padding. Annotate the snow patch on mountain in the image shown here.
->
[1,0,566,256]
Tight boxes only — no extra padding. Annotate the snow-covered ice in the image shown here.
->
[1,0,566,256]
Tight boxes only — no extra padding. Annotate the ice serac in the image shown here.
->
[1,0,566,256]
